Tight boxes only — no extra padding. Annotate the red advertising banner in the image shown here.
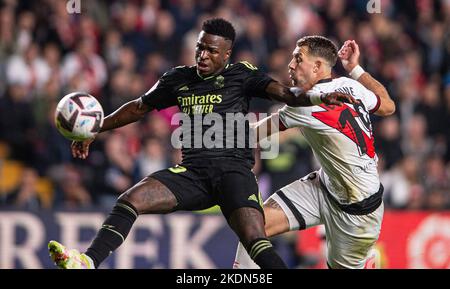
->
[296,211,450,269]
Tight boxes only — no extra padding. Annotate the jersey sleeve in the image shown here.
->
[140,68,179,110]
[354,81,381,114]
[239,61,274,99]
[278,105,312,129]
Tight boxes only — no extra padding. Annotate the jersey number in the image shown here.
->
[338,102,371,155]
[312,101,375,158]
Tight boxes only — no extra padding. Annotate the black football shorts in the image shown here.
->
[149,158,263,220]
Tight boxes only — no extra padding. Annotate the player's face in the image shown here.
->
[195,31,232,77]
[288,46,317,90]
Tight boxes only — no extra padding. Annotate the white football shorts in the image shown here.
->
[269,171,384,269]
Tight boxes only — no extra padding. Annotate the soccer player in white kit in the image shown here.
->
[234,37,396,269]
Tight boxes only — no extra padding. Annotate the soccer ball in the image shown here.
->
[55,92,104,141]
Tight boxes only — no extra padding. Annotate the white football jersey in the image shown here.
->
[278,77,381,204]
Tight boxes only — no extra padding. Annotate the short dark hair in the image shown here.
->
[202,18,236,44]
[297,36,338,67]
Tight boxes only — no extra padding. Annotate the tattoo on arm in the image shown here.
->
[265,198,282,210]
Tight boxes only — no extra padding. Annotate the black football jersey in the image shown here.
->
[141,61,274,165]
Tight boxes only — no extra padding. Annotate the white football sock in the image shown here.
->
[233,242,260,269]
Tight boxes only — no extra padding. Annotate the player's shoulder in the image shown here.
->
[314,77,368,94]
[162,65,196,79]
[227,61,260,73]
[333,76,367,90]
[329,76,358,86]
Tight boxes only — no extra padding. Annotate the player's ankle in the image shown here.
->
[83,254,96,269]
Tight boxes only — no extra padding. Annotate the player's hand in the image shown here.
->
[321,92,356,106]
[338,40,361,73]
[71,138,95,159]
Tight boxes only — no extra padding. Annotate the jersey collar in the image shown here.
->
[316,78,333,84]
[196,71,216,80]
[196,64,230,80]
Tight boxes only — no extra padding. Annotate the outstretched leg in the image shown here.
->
[86,177,177,268]
[233,199,291,269]
[228,206,287,269]
[50,177,178,268]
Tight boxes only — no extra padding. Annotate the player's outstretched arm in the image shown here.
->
[99,98,151,133]
[338,40,395,116]
[264,81,356,107]
[72,98,152,159]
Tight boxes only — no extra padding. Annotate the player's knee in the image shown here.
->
[117,188,144,214]
[117,179,154,214]
[246,232,266,246]
[238,226,267,249]
[228,207,266,247]
[233,220,266,248]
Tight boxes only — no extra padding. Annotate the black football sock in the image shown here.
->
[85,199,138,268]
[247,238,287,269]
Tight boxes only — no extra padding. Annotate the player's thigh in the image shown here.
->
[265,171,322,236]
[118,176,178,214]
[228,206,266,247]
[120,166,213,214]
[322,198,384,269]
[216,169,264,222]
[263,198,291,237]
[216,169,269,244]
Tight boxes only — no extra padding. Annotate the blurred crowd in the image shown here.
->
[0,0,449,213]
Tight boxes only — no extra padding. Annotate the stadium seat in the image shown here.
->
[0,160,24,195]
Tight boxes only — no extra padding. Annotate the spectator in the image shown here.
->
[415,80,447,137]
[134,136,170,181]
[103,28,122,70]
[6,42,51,96]
[425,187,449,210]
[42,42,62,80]
[423,155,449,192]
[151,11,181,65]
[15,10,35,54]
[0,84,36,164]
[103,68,132,111]
[234,13,270,68]
[100,131,135,208]
[52,164,92,209]
[375,116,403,170]
[445,82,450,161]
[61,37,107,96]
[169,0,199,37]
[402,113,433,163]
[0,6,15,61]
[2,167,41,210]
[118,3,152,61]
[381,156,423,209]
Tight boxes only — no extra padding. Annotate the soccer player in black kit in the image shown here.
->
[48,18,353,269]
